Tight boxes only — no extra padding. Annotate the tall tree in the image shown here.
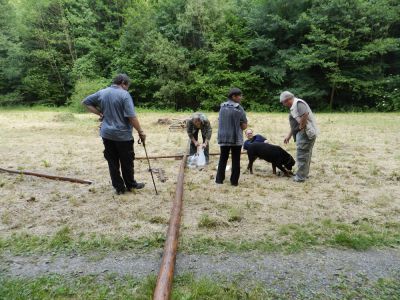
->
[287,0,400,109]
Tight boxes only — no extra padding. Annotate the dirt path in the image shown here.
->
[2,248,399,294]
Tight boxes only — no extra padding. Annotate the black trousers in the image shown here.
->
[102,138,136,191]
[189,129,209,162]
[215,145,242,185]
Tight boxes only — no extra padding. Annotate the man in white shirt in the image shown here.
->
[280,91,318,182]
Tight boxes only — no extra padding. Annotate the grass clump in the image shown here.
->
[149,216,167,224]
[198,214,220,229]
[52,112,76,122]
[227,208,243,222]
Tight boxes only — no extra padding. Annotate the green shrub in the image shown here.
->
[0,91,23,106]
[68,78,110,112]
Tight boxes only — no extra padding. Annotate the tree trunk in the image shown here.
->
[329,83,335,111]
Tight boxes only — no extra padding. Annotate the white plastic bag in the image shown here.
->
[187,154,198,168]
[196,149,206,167]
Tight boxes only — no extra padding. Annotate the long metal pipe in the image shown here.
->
[0,167,93,185]
[153,152,187,300]
[136,152,246,160]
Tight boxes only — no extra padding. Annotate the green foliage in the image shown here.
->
[1,0,399,110]
[67,77,109,112]
[0,91,24,106]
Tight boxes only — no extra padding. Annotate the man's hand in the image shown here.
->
[139,132,146,145]
[284,135,291,144]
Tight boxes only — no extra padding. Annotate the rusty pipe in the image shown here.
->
[153,152,187,300]
[136,152,246,160]
[0,167,93,185]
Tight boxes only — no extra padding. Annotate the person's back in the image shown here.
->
[82,74,145,194]
[218,100,246,146]
[95,85,135,141]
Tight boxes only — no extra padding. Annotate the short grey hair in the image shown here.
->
[191,112,208,123]
[280,91,294,103]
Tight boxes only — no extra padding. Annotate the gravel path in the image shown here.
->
[1,248,399,294]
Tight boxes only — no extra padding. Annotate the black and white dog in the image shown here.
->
[246,143,295,176]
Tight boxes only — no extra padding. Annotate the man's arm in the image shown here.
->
[82,91,102,118]
[84,105,103,118]
[128,116,146,142]
[186,121,200,146]
[202,121,212,147]
[296,112,309,130]
[240,108,248,130]
[295,102,309,130]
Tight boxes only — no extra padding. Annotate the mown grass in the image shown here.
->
[183,219,400,254]
[0,273,399,300]
[0,226,166,255]
[1,220,399,256]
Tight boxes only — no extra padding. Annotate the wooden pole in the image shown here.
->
[0,168,93,185]
[153,152,187,300]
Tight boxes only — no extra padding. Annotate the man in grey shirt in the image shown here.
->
[216,88,248,186]
[82,74,146,194]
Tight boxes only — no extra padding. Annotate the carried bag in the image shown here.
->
[196,148,206,167]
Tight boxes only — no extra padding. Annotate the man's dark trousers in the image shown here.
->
[216,146,242,185]
[102,138,136,192]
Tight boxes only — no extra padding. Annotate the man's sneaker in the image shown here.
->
[128,182,145,190]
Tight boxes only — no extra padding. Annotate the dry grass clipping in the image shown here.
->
[0,111,399,244]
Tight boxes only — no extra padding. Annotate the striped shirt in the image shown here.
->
[217,99,247,146]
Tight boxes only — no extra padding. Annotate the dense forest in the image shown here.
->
[0,0,399,111]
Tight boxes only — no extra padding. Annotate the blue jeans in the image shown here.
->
[295,131,316,180]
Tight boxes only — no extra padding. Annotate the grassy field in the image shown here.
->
[1,273,399,300]
[1,109,400,299]
[0,109,400,254]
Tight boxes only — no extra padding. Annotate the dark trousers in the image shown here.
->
[215,146,242,185]
[189,130,209,162]
[102,138,136,191]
